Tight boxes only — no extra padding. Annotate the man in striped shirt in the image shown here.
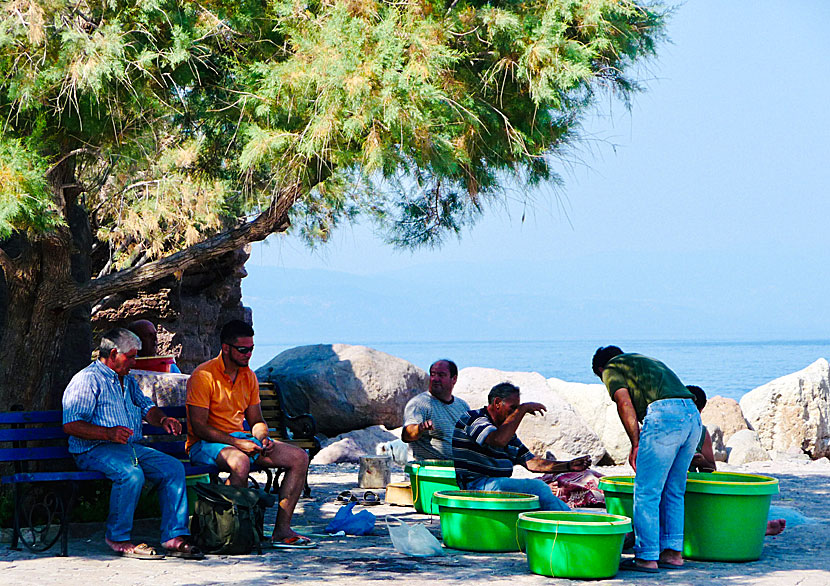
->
[451,382,591,511]
[63,328,202,560]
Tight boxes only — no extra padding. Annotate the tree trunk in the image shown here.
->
[0,236,89,411]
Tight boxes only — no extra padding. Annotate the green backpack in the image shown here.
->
[190,483,276,555]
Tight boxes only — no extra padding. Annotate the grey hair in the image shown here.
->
[488,382,520,404]
[99,328,141,356]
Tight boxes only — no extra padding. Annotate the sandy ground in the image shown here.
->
[2,458,829,586]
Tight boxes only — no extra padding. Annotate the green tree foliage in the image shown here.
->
[1,0,665,261]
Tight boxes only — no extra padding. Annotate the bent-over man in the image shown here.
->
[592,346,701,572]
[186,319,314,549]
[62,328,202,559]
[402,359,469,460]
[452,382,591,511]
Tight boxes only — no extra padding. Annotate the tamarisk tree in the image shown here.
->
[0,0,666,409]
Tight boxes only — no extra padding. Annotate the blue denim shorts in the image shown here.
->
[190,431,262,466]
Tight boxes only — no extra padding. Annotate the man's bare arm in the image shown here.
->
[188,404,262,455]
[524,455,592,474]
[484,402,546,448]
[63,420,132,444]
[402,420,433,442]
[612,388,640,471]
[244,403,270,444]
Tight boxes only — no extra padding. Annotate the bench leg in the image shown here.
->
[13,484,69,555]
[59,483,79,557]
[10,484,21,551]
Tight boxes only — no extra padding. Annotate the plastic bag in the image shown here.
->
[324,501,376,535]
[387,515,444,557]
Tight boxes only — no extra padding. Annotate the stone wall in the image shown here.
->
[92,247,251,373]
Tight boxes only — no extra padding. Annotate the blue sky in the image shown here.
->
[244,1,830,349]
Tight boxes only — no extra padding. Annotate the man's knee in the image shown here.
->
[284,444,309,470]
[117,466,146,490]
[221,448,252,476]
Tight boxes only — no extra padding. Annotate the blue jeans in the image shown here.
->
[466,476,570,511]
[634,398,702,561]
[74,443,190,543]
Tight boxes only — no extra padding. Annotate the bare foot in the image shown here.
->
[634,558,658,570]
[766,518,786,536]
[270,529,301,543]
[659,549,684,567]
[105,537,137,553]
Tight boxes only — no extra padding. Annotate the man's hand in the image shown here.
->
[259,435,276,457]
[233,437,263,456]
[521,402,547,417]
[690,453,715,472]
[567,455,592,472]
[628,445,639,472]
[161,417,181,435]
[418,420,434,434]
[106,426,133,444]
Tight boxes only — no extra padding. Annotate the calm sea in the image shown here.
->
[250,339,830,403]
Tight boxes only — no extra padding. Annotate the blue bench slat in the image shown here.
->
[1,470,106,484]
[0,410,63,424]
[0,446,73,462]
[0,427,71,441]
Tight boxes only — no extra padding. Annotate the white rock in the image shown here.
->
[726,429,771,465]
[547,377,630,464]
[708,425,728,462]
[740,358,830,459]
[453,367,607,463]
[312,425,398,464]
[701,396,749,444]
[256,344,427,435]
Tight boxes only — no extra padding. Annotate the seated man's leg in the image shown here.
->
[257,441,310,541]
[74,444,145,543]
[468,476,569,511]
[133,445,189,544]
[190,432,255,487]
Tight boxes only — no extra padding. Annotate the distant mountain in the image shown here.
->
[241,248,828,345]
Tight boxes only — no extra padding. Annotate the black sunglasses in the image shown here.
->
[229,344,254,354]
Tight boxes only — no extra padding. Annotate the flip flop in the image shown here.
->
[271,535,318,549]
[116,543,165,560]
[336,490,357,503]
[361,491,381,506]
[164,537,206,560]
[619,559,659,574]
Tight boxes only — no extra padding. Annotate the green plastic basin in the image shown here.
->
[599,472,779,561]
[405,460,459,514]
[433,490,540,552]
[518,511,632,579]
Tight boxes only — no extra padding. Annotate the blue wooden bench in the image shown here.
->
[1,383,320,556]
[0,406,215,556]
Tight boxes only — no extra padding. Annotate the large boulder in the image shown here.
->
[548,378,629,464]
[312,425,399,465]
[256,344,427,436]
[740,359,830,459]
[453,367,607,463]
[726,429,771,465]
[701,396,748,444]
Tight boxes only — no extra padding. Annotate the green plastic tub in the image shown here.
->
[405,460,459,515]
[518,511,632,579]
[185,473,210,516]
[599,472,779,561]
[433,490,540,552]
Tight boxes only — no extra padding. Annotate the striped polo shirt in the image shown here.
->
[452,406,533,488]
[403,391,470,460]
[62,360,155,454]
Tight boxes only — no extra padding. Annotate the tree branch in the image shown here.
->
[54,183,302,311]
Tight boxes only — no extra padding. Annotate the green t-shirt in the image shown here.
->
[601,353,693,421]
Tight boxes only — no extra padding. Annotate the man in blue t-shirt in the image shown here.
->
[451,382,591,511]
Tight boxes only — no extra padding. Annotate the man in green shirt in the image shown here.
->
[592,346,701,573]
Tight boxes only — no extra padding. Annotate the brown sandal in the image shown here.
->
[164,536,205,559]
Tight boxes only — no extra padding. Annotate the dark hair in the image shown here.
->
[687,385,707,412]
[431,359,458,379]
[488,382,520,404]
[592,345,623,377]
[220,319,254,345]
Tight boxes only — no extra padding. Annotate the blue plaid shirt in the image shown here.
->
[62,360,155,454]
